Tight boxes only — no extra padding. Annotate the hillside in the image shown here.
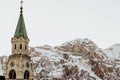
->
[0,38,120,80]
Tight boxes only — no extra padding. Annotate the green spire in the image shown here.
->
[14,11,28,39]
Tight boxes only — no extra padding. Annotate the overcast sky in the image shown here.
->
[0,0,120,55]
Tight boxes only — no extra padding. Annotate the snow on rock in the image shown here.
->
[103,44,120,59]
[55,38,98,56]
[0,56,7,75]
[30,39,120,80]
[30,44,102,80]
[0,64,4,75]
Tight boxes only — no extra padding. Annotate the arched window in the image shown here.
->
[15,44,16,50]
[20,44,22,49]
[24,70,29,79]
[9,70,16,79]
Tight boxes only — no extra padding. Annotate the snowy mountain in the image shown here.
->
[102,44,120,59]
[29,38,120,80]
[0,64,4,75]
[30,46,100,80]
[0,38,120,80]
[0,56,7,75]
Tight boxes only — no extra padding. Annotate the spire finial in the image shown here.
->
[20,0,23,11]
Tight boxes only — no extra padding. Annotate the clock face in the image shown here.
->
[26,62,29,68]
[10,61,15,67]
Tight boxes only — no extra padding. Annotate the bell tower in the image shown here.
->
[4,0,34,80]
[12,6,29,55]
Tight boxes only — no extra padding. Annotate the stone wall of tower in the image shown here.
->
[4,54,34,80]
[4,36,34,80]
[11,37,29,55]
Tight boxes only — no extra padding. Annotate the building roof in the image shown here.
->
[14,11,28,39]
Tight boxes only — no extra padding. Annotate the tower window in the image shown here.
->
[25,45,27,50]
[20,44,22,49]
[15,44,16,50]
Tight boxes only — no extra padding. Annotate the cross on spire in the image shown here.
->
[20,0,23,11]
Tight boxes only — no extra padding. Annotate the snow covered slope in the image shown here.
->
[103,44,120,59]
[0,64,3,75]
[0,56,7,75]
[29,38,120,80]
[30,45,101,80]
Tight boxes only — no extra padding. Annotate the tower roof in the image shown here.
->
[14,11,28,39]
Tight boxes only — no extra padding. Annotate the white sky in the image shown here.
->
[0,0,120,55]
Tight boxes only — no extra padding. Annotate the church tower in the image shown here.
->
[4,1,34,80]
